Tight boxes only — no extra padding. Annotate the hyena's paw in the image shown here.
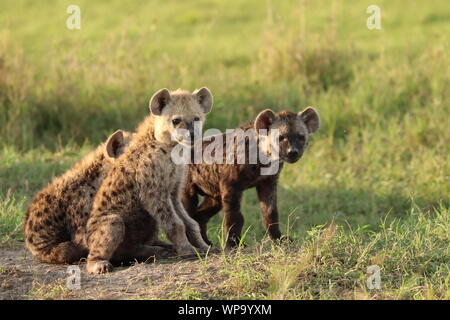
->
[278,235,293,243]
[86,260,113,274]
[226,237,246,249]
[176,244,219,258]
[176,244,198,257]
[207,247,221,254]
[194,236,214,252]
[138,245,175,260]
[148,240,174,251]
[197,243,218,254]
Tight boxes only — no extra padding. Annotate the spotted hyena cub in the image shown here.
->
[86,88,213,274]
[183,107,320,247]
[24,130,133,264]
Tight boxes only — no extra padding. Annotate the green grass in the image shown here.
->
[0,0,449,299]
[215,207,449,299]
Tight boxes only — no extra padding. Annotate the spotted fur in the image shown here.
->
[86,88,213,274]
[24,130,136,264]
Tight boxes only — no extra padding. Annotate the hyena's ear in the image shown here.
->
[149,88,171,115]
[106,130,125,159]
[193,87,213,114]
[299,107,320,134]
[254,109,276,132]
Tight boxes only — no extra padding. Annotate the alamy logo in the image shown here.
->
[66,5,81,30]
[66,265,81,289]
[366,265,381,290]
[170,124,281,175]
[366,5,382,30]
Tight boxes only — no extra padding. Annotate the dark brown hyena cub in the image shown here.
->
[182,107,320,247]
[24,130,135,264]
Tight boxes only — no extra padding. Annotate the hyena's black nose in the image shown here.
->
[287,149,299,157]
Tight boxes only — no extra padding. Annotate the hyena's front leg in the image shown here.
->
[86,213,125,274]
[189,196,223,246]
[170,187,211,252]
[221,187,245,248]
[256,177,282,240]
[146,198,196,256]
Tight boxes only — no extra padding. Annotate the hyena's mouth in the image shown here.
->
[282,151,303,163]
[172,128,200,148]
[176,136,197,148]
[174,129,202,148]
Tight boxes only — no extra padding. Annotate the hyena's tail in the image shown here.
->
[26,239,88,264]
[24,196,88,264]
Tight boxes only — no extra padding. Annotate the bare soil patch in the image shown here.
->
[0,242,228,300]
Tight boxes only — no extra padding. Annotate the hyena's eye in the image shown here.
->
[296,134,306,141]
[279,135,286,142]
[172,118,181,126]
[194,117,200,122]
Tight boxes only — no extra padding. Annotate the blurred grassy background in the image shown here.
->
[0,0,449,244]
